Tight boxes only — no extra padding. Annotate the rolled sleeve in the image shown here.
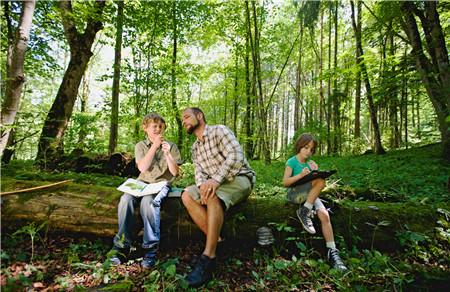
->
[192,148,208,186]
[135,142,146,162]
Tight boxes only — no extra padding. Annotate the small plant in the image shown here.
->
[365,220,390,250]
[12,222,47,263]
[142,258,187,291]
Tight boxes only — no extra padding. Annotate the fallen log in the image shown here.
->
[0,178,444,251]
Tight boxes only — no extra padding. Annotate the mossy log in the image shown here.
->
[1,178,443,251]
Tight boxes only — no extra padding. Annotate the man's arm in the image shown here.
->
[192,147,208,186]
[211,126,244,184]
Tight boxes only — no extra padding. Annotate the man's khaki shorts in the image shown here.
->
[184,176,252,210]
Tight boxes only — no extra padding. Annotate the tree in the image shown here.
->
[354,0,361,139]
[109,0,124,155]
[350,0,385,155]
[170,0,183,149]
[36,0,106,163]
[400,1,450,161]
[0,0,36,158]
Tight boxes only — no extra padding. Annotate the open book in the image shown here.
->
[291,169,337,187]
[117,178,168,197]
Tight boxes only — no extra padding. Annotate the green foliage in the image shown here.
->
[142,258,187,291]
[12,222,47,263]
[395,208,450,266]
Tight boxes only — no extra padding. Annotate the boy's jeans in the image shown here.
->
[113,185,171,252]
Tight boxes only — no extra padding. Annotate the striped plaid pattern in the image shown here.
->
[191,125,255,186]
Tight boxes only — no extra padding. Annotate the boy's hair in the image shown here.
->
[294,133,317,154]
[184,107,207,123]
[142,113,166,128]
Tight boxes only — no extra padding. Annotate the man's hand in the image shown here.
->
[199,179,220,204]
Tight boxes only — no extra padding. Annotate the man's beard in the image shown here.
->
[186,121,199,135]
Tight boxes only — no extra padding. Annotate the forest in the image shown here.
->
[1,0,449,290]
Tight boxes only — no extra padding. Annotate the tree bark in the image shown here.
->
[350,0,385,155]
[0,0,36,158]
[232,51,239,135]
[251,1,271,164]
[319,10,325,132]
[77,69,90,146]
[244,17,254,159]
[326,3,332,154]
[400,2,450,161]
[36,0,105,163]
[354,0,361,139]
[171,0,183,150]
[294,21,303,133]
[332,1,340,154]
[109,0,124,155]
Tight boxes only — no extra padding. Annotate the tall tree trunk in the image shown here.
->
[354,0,361,139]
[332,1,340,154]
[245,0,269,163]
[400,2,450,161]
[319,10,325,130]
[251,1,270,164]
[244,19,253,159]
[171,1,183,149]
[326,3,332,154]
[294,21,303,133]
[0,0,36,158]
[350,0,385,154]
[223,74,228,126]
[132,48,142,140]
[109,0,124,155]
[387,31,400,149]
[232,51,239,135]
[36,0,105,162]
[78,69,90,145]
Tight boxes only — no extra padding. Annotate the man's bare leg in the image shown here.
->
[203,195,224,258]
[181,191,207,234]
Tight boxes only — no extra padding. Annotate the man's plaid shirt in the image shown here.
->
[191,125,255,186]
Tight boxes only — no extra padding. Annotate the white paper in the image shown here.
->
[117,178,168,197]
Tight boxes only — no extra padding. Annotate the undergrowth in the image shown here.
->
[1,143,449,290]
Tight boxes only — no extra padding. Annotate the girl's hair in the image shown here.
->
[294,133,317,154]
[142,113,166,129]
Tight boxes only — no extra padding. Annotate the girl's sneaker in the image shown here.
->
[297,206,316,234]
[327,248,347,271]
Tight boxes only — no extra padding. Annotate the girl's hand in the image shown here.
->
[300,167,310,177]
[308,161,318,170]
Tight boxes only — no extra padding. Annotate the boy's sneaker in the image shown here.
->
[141,251,157,269]
[109,247,127,266]
[327,248,347,271]
[186,254,216,287]
[297,206,316,234]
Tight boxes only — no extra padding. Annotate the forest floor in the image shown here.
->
[1,143,449,291]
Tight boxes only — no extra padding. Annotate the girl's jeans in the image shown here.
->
[113,185,170,253]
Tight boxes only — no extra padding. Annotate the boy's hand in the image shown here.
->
[152,134,164,149]
[162,142,171,155]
